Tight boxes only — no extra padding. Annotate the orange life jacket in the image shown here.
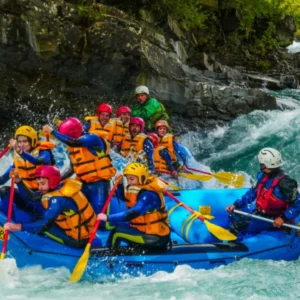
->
[85,116,116,146]
[120,133,148,158]
[41,178,96,241]
[256,174,288,216]
[124,176,170,236]
[154,146,169,172]
[158,134,177,163]
[112,118,129,144]
[68,144,116,183]
[14,141,56,190]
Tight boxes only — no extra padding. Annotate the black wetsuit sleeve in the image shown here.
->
[17,181,42,202]
[60,164,74,181]
[278,176,298,203]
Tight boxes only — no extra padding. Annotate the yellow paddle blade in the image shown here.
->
[179,173,212,181]
[70,243,91,283]
[204,220,237,241]
[213,172,244,188]
[201,214,214,220]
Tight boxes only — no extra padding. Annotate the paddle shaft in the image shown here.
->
[164,190,205,221]
[234,210,300,231]
[87,177,121,244]
[0,145,11,159]
[184,165,211,176]
[1,177,15,259]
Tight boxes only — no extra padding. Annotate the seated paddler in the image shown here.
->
[4,166,96,249]
[43,117,117,215]
[0,125,56,219]
[97,162,171,249]
[226,147,300,238]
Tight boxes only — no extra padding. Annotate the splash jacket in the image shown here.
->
[132,98,169,131]
[41,178,96,241]
[234,171,300,220]
[14,141,56,190]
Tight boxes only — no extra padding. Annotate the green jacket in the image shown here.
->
[132,98,169,131]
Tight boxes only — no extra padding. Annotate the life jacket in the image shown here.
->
[256,174,288,216]
[157,134,177,163]
[154,146,169,172]
[146,99,169,131]
[111,118,129,144]
[120,132,149,159]
[68,144,116,183]
[14,141,56,190]
[124,176,170,236]
[85,116,116,146]
[41,178,96,241]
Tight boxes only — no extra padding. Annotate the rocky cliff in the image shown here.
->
[0,0,298,141]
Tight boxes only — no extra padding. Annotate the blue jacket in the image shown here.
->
[107,184,161,225]
[234,171,300,220]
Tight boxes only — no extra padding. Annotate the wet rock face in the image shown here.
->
[0,0,284,141]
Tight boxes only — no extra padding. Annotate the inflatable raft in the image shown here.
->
[1,188,300,281]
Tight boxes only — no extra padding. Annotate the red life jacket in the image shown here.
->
[256,174,288,216]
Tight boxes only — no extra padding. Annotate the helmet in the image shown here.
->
[116,106,131,117]
[58,117,82,139]
[129,117,145,132]
[155,120,169,129]
[123,162,149,185]
[135,85,149,95]
[258,148,282,169]
[147,133,159,148]
[15,126,37,147]
[97,103,112,115]
[34,166,61,190]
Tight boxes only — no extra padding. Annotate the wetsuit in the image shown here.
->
[52,130,115,215]
[230,170,300,237]
[106,183,170,248]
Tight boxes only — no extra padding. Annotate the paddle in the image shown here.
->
[0,145,11,159]
[157,169,212,182]
[183,165,244,188]
[70,176,122,283]
[0,176,15,259]
[164,190,237,241]
[234,210,300,231]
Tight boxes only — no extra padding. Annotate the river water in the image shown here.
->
[1,88,300,299]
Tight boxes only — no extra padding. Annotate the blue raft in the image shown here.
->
[0,188,300,281]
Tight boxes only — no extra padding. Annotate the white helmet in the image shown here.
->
[257,148,282,169]
[135,85,149,95]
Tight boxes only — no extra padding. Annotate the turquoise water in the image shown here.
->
[1,88,300,299]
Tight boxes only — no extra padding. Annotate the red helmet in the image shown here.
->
[147,133,159,148]
[58,117,82,139]
[116,106,131,117]
[129,117,145,132]
[35,166,61,190]
[97,103,113,115]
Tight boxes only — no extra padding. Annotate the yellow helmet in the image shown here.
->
[15,125,38,147]
[123,162,149,185]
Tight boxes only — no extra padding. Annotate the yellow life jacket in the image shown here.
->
[124,176,170,236]
[158,133,177,163]
[41,178,96,241]
[85,116,116,146]
[68,145,116,183]
[120,133,148,158]
[14,141,56,190]
[111,118,129,144]
[153,146,169,172]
